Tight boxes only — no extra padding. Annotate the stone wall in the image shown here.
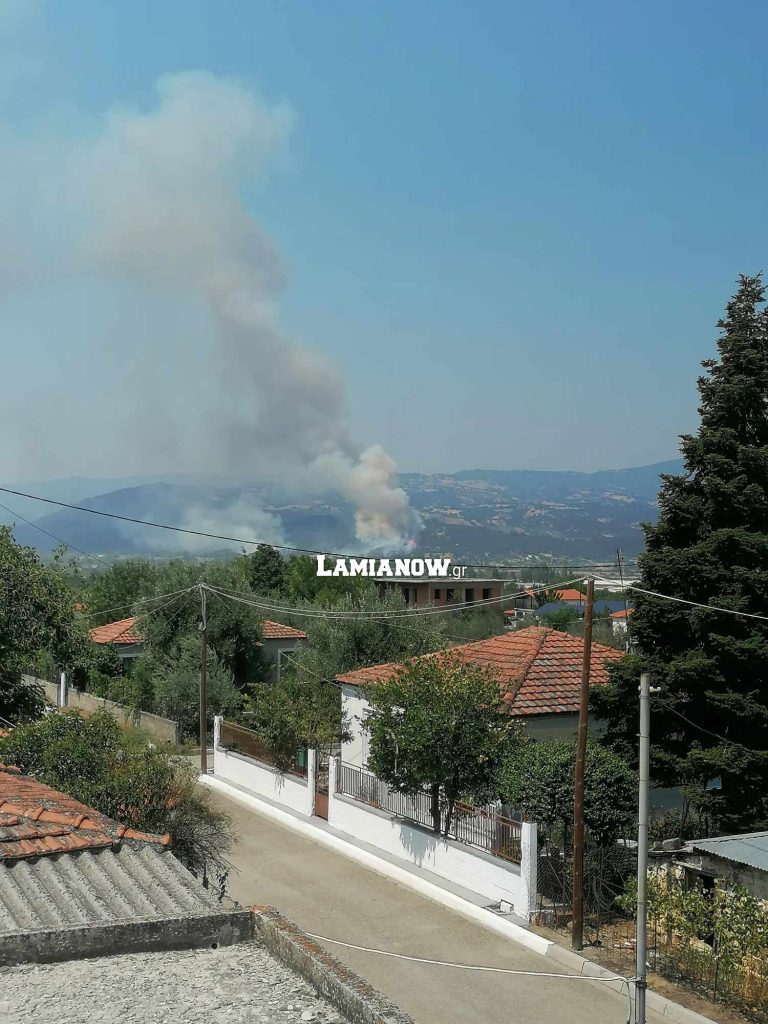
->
[26,676,179,744]
[252,907,414,1024]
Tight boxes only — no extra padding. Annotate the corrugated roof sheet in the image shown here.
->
[0,843,221,936]
[690,832,768,873]
[337,626,623,716]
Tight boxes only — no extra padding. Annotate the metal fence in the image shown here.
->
[587,915,768,1022]
[219,720,308,779]
[336,761,521,863]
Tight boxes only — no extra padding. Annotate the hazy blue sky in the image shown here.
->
[1,0,767,481]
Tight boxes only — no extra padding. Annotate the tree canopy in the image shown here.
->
[591,274,768,832]
[364,652,518,834]
[0,526,90,722]
[497,738,636,849]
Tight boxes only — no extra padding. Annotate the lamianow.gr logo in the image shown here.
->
[316,555,467,578]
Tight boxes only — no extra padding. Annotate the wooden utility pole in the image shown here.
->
[199,584,208,775]
[571,575,594,950]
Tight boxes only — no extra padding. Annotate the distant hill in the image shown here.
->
[4,459,682,563]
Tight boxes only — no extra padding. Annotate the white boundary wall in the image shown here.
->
[328,758,537,919]
[212,716,316,817]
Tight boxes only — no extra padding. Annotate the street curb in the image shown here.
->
[203,775,717,1024]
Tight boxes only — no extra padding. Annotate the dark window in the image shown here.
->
[446,588,456,602]
[482,587,492,600]
[401,585,410,605]
[465,588,475,603]
[434,588,442,600]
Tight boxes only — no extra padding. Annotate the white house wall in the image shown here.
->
[327,759,537,919]
[341,684,371,767]
[213,718,316,817]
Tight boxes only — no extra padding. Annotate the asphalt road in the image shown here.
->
[211,789,664,1024]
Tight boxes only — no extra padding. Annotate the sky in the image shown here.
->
[1,0,767,482]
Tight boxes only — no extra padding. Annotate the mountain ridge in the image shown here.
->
[3,458,683,562]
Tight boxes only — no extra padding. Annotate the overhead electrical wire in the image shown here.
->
[0,484,637,573]
[623,584,768,623]
[200,575,589,620]
[0,499,111,566]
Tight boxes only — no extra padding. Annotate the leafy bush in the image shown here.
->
[0,709,234,887]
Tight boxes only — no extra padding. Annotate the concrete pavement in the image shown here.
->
[211,788,664,1024]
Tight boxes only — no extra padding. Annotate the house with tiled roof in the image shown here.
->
[89,615,307,683]
[0,764,250,965]
[89,615,145,662]
[611,607,633,636]
[336,626,624,766]
[257,620,308,683]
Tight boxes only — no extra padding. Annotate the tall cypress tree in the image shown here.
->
[592,274,768,833]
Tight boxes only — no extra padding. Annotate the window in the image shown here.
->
[482,587,492,600]
[446,588,456,602]
[434,588,442,600]
[465,588,475,603]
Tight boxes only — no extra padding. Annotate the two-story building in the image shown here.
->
[377,577,506,609]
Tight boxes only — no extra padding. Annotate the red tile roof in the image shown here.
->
[89,616,144,645]
[610,608,632,619]
[262,620,307,640]
[336,626,623,717]
[89,616,306,646]
[0,764,170,861]
[554,588,586,602]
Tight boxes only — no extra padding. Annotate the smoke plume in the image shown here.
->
[9,71,421,551]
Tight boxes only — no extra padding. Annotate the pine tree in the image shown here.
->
[591,275,768,833]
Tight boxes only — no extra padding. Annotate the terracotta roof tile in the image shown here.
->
[0,765,170,860]
[89,616,144,645]
[336,626,623,717]
[261,620,307,640]
[610,608,632,619]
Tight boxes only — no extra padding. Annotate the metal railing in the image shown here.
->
[336,760,521,863]
[219,720,308,779]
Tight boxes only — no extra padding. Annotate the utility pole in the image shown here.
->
[199,584,208,775]
[635,672,651,1024]
[571,575,594,950]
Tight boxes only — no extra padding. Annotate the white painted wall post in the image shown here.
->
[58,672,68,708]
[520,822,538,920]
[327,756,338,824]
[212,715,222,774]
[307,748,317,817]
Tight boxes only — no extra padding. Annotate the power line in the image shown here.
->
[201,575,588,620]
[305,931,629,983]
[665,706,768,756]
[0,500,111,566]
[624,584,768,623]
[85,585,199,620]
[0,485,637,573]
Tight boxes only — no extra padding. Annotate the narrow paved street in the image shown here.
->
[212,789,663,1024]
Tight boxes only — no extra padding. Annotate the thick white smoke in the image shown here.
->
[59,71,421,551]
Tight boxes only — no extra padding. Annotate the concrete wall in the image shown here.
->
[27,676,179,744]
[261,637,304,684]
[213,717,317,817]
[327,759,537,919]
[0,910,253,967]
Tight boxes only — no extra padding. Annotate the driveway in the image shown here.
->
[211,788,663,1024]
